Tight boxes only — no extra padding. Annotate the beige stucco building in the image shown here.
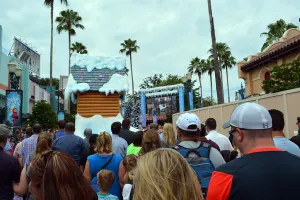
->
[237,28,300,96]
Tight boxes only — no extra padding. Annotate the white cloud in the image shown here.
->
[0,0,299,103]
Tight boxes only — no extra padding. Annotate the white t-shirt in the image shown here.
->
[122,184,133,200]
[273,137,300,157]
[206,130,234,151]
[178,141,225,168]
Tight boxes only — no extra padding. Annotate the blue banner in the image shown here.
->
[5,90,23,127]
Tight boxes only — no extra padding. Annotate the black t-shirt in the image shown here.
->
[0,149,22,199]
[120,129,134,145]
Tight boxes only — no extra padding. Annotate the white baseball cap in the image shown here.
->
[223,102,272,130]
[176,113,201,131]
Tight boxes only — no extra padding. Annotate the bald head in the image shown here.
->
[65,122,75,132]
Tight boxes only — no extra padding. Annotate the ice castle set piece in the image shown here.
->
[64,53,131,138]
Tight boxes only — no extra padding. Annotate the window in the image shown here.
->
[264,72,271,80]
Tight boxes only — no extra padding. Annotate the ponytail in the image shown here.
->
[35,132,53,157]
[96,132,112,154]
[139,129,161,156]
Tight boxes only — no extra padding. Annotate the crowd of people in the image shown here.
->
[1,102,300,200]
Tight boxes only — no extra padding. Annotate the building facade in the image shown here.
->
[237,28,300,96]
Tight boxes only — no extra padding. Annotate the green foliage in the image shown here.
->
[140,74,183,89]
[39,77,59,90]
[202,97,217,107]
[28,101,57,129]
[260,19,298,51]
[56,9,84,35]
[65,113,75,123]
[262,59,300,93]
[119,39,140,56]
[71,42,88,54]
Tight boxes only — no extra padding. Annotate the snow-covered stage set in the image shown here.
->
[64,53,193,137]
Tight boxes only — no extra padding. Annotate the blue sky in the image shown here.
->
[0,0,299,102]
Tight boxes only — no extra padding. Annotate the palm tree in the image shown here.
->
[188,57,206,106]
[260,19,298,51]
[208,42,230,79]
[56,9,84,75]
[222,51,236,102]
[119,39,140,96]
[71,42,88,54]
[203,59,214,102]
[44,0,68,87]
[207,0,224,104]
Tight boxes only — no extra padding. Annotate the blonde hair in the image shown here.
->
[97,170,115,191]
[139,129,161,156]
[162,123,176,146]
[123,155,138,181]
[133,148,203,200]
[96,132,112,154]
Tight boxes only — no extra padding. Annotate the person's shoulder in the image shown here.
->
[215,156,245,174]
[113,154,123,161]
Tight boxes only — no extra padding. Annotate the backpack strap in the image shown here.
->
[100,154,114,170]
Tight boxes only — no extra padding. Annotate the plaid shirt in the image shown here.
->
[18,134,39,165]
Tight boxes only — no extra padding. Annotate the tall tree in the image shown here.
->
[71,42,88,54]
[223,51,236,102]
[188,57,205,106]
[209,42,236,102]
[204,59,214,101]
[207,0,224,104]
[260,19,298,51]
[56,9,85,75]
[44,0,68,87]
[120,39,140,95]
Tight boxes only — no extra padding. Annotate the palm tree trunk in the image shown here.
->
[49,3,53,88]
[207,0,224,104]
[198,72,202,107]
[210,73,213,102]
[226,66,230,102]
[68,31,71,75]
[129,53,134,96]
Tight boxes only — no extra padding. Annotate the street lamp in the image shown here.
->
[8,62,22,90]
[238,82,245,100]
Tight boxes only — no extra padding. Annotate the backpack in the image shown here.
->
[174,142,215,190]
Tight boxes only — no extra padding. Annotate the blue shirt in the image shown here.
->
[53,132,89,165]
[111,134,128,158]
[55,130,65,139]
[4,141,12,151]
[88,154,122,199]
[97,193,119,200]
[273,137,300,157]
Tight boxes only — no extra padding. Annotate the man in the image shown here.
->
[0,124,21,200]
[84,128,93,143]
[55,120,66,139]
[269,109,300,157]
[119,119,134,145]
[207,102,300,200]
[111,122,128,158]
[175,113,225,196]
[206,118,234,151]
[18,124,42,166]
[53,122,89,167]
[199,124,220,151]
[176,113,225,168]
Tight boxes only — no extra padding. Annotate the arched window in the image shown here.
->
[264,72,270,80]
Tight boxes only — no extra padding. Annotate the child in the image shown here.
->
[122,155,138,200]
[97,170,119,200]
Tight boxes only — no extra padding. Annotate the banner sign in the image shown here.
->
[57,111,65,121]
[5,90,23,127]
[14,38,40,76]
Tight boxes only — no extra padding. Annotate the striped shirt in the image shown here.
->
[18,134,38,165]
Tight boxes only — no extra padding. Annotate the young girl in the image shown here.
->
[122,155,138,200]
[97,170,119,200]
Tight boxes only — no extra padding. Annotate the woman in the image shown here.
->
[126,131,144,156]
[13,132,54,200]
[133,148,204,200]
[84,132,122,199]
[161,123,176,147]
[122,155,137,200]
[88,134,98,155]
[139,129,161,156]
[29,151,97,200]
